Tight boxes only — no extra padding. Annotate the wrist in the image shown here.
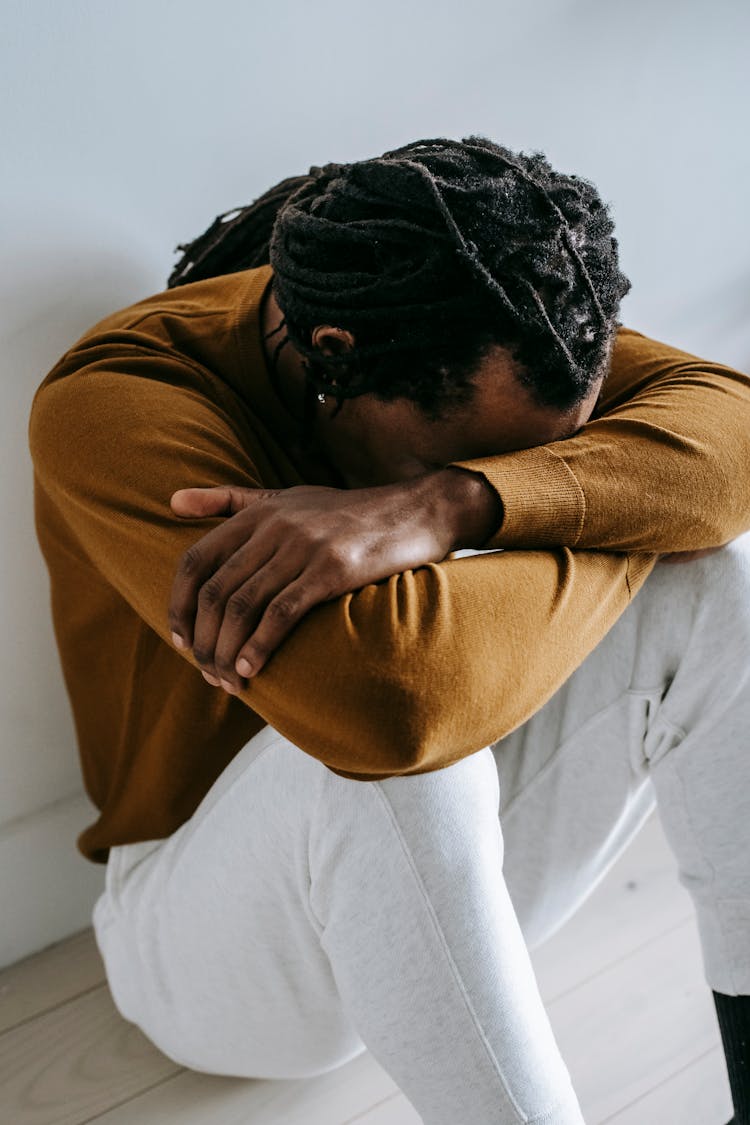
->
[434,467,504,551]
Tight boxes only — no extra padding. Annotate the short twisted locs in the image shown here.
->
[167,136,630,418]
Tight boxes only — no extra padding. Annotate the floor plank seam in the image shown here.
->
[597,1043,723,1123]
[0,926,92,975]
[78,1067,187,1125]
[0,980,108,1039]
[341,1088,403,1124]
[541,910,695,1006]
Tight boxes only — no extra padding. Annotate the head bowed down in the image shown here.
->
[169,136,630,417]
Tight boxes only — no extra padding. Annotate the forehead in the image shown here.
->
[412,346,600,463]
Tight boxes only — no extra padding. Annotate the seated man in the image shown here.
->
[29,136,750,1124]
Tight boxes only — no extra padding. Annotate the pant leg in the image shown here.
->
[493,533,750,999]
[94,727,585,1125]
[638,534,750,996]
[93,538,749,1123]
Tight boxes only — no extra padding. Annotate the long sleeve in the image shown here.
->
[30,346,654,783]
[451,327,750,553]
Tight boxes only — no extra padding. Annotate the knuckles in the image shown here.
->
[178,545,205,578]
[226,590,256,621]
[267,596,298,622]
[197,578,226,610]
[171,509,368,674]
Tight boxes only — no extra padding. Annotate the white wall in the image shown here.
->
[2,0,748,968]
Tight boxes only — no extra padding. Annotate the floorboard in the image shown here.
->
[531,810,694,1003]
[88,1052,401,1125]
[602,1046,732,1125]
[0,929,104,1035]
[546,918,722,1121]
[0,985,179,1125]
[0,808,731,1124]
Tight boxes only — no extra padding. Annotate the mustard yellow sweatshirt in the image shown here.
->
[29,265,750,862]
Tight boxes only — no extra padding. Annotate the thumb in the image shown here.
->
[170,485,262,518]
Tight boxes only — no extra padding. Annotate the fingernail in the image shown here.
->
[236,658,253,677]
[172,631,186,650]
[220,679,238,694]
[201,670,221,687]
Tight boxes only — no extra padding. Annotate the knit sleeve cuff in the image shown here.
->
[450,445,586,549]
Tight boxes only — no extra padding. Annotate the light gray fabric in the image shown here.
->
[93,533,750,1124]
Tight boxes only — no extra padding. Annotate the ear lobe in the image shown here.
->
[311,325,356,356]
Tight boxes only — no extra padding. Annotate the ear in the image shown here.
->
[311,325,356,356]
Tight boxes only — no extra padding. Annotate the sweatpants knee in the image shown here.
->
[316,744,502,859]
[687,532,750,623]
[308,745,504,930]
[632,533,750,692]
[696,532,750,626]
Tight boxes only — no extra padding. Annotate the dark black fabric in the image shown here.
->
[714,991,750,1125]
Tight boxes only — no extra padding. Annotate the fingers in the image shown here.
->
[170,486,268,519]
[191,547,281,688]
[170,478,433,692]
[168,487,330,689]
[168,514,259,648]
[230,575,328,683]
[197,558,336,692]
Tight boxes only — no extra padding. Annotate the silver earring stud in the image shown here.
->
[317,392,326,405]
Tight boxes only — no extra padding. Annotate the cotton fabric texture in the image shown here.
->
[93,538,750,1124]
[28,265,750,861]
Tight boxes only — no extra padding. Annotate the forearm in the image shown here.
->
[30,356,656,781]
[236,547,655,777]
[450,329,750,555]
[37,453,652,779]
[432,465,504,550]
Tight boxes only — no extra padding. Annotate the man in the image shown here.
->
[30,136,750,1123]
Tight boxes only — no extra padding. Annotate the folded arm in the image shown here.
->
[165,326,750,691]
[30,350,652,778]
[452,326,750,553]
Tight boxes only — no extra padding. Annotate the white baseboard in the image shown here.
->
[0,790,105,969]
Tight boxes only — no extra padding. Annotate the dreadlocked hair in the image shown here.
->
[168,136,630,418]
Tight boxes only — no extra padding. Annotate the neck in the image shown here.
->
[260,287,310,422]
[260,287,350,485]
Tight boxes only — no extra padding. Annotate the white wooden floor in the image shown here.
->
[0,811,733,1125]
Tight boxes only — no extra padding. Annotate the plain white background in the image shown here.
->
[1,0,748,967]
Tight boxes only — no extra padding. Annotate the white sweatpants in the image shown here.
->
[93,534,750,1125]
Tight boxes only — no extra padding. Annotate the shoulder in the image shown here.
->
[600,324,746,412]
[30,266,276,475]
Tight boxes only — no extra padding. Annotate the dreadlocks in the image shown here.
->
[167,136,630,418]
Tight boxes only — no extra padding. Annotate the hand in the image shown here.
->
[168,468,501,692]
